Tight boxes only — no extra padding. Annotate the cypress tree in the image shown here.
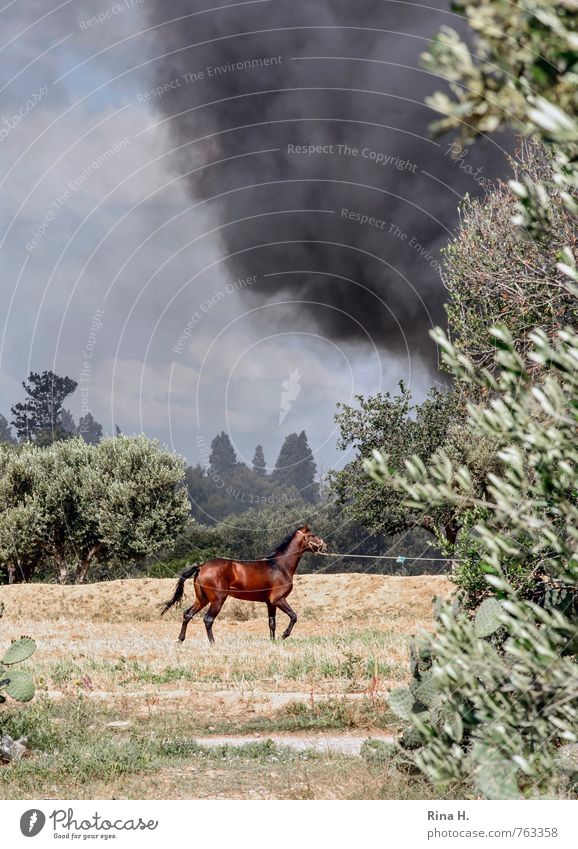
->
[252,444,266,476]
[272,430,318,502]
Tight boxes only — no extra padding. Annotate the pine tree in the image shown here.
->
[60,409,76,434]
[252,444,266,476]
[11,371,78,443]
[78,413,103,445]
[0,413,15,445]
[208,431,237,477]
[272,430,318,502]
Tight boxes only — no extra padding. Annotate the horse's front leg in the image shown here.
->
[276,598,297,639]
[267,602,276,641]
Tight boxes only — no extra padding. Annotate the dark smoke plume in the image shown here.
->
[145,0,509,367]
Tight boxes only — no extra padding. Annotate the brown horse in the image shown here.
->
[160,525,327,643]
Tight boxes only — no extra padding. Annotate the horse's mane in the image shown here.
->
[266,527,303,562]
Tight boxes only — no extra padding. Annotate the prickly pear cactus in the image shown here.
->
[474,597,503,638]
[390,593,509,763]
[388,687,417,720]
[2,636,36,666]
[389,634,443,751]
[470,740,521,800]
[3,668,35,702]
[411,671,442,709]
[0,626,36,704]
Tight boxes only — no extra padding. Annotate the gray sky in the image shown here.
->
[0,1,510,474]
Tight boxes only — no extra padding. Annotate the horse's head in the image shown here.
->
[299,525,328,554]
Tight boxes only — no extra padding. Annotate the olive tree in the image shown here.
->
[331,384,496,546]
[443,139,578,373]
[0,437,190,584]
[0,444,48,583]
[363,0,578,798]
[82,436,191,583]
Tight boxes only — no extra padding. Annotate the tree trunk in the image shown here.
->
[444,519,460,547]
[75,545,101,584]
[20,560,34,582]
[421,516,435,536]
[54,552,69,584]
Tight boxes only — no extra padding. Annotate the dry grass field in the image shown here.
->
[0,574,463,800]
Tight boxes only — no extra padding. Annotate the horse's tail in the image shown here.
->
[159,563,200,616]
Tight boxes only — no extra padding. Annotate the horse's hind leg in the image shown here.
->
[203,595,227,644]
[276,598,297,640]
[178,595,208,643]
[267,602,276,641]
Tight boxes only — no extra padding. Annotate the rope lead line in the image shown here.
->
[317,552,464,563]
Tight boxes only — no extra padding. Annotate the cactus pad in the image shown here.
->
[388,687,416,719]
[409,640,419,678]
[4,669,34,702]
[413,673,441,709]
[2,636,36,665]
[399,724,424,750]
[474,597,503,638]
[473,745,520,800]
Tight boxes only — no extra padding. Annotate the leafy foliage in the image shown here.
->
[363,0,578,797]
[11,370,77,444]
[187,430,319,522]
[77,413,103,445]
[0,436,190,584]
[331,383,496,545]
[252,444,266,476]
[208,431,238,477]
[421,1,578,142]
[272,431,319,503]
[138,499,412,577]
[0,414,16,446]
[444,139,578,373]
[369,315,578,797]
[185,461,301,525]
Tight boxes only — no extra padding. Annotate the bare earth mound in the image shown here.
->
[0,573,452,623]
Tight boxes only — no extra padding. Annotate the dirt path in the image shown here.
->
[192,732,395,755]
[44,688,382,707]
